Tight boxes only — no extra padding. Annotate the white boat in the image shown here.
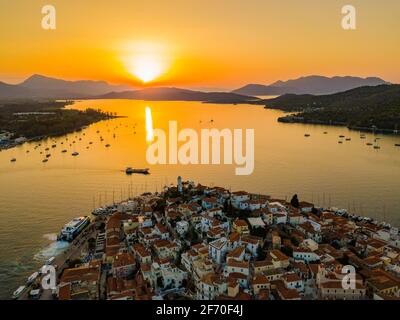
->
[92,207,108,216]
[45,257,56,265]
[13,286,26,299]
[29,289,41,300]
[27,272,39,285]
[58,216,90,242]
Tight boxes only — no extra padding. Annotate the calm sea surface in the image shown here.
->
[0,99,399,298]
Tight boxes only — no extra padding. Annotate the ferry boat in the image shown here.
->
[125,167,150,175]
[58,216,90,242]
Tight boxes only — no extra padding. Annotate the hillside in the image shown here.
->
[268,85,400,131]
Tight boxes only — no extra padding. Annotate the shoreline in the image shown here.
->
[0,100,125,151]
[277,115,400,136]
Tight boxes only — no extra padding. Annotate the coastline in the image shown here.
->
[277,115,400,136]
[0,100,124,151]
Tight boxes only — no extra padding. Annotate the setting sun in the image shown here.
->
[121,41,171,84]
[130,55,164,83]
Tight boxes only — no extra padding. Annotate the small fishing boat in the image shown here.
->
[105,144,110,147]
[373,145,381,149]
[72,152,79,156]
[125,167,150,175]
[345,138,351,141]
[339,135,345,138]
[42,159,48,163]
[395,144,400,147]
[46,154,51,158]
[366,143,373,146]
[323,132,328,134]
[338,141,343,144]
[304,134,310,137]
[10,158,16,162]
[62,149,67,153]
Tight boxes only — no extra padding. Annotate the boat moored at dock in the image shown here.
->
[57,216,90,242]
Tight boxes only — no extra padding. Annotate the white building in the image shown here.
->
[209,237,228,264]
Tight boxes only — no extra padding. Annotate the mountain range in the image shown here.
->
[232,75,390,96]
[0,74,130,100]
[0,74,392,101]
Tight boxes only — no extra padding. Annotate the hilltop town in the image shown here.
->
[20,177,400,300]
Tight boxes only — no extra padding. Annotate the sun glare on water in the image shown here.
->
[145,106,154,142]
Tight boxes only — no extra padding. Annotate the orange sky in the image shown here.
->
[0,0,399,89]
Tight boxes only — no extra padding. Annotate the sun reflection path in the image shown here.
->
[145,106,154,142]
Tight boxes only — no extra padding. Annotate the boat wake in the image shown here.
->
[43,233,58,241]
[34,239,69,261]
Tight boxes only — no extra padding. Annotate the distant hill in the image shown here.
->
[0,81,33,99]
[266,84,400,131]
[232,76,390,96]
[0,75,257,102]
[0,74,131,100]
[96,87,258,102]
